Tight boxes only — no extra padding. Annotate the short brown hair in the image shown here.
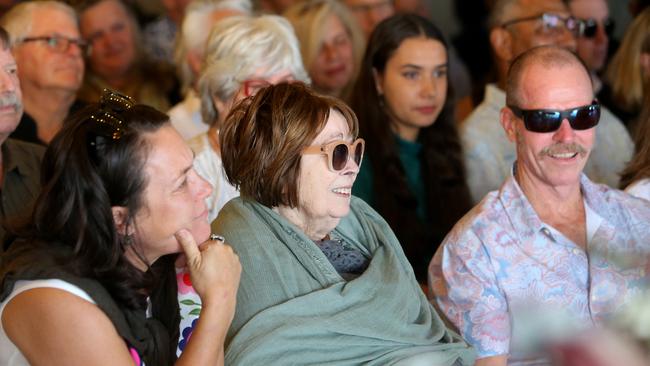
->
[220,82,358,208]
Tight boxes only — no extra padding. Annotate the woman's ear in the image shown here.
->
[111,206,133,236]
[372,67,384,95]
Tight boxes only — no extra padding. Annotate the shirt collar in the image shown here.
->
[2,141,19,176]
[498,162,606,242]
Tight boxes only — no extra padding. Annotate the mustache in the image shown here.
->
[539,142,588,158]
[0,92,22,112]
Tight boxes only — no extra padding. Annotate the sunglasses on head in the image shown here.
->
[303,138,365,172]
[579,18,614,38]
[508,101,601,133]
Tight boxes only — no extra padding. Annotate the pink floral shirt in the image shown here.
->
[429,171,650,360]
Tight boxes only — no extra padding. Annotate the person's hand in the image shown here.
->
[175,229,241,308]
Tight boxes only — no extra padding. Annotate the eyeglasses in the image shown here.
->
[303,138,365,172]
[241,75,295,97]
[17,35,91,56]
[89,89,135,149]
[508,101,600,133]
[501,13,580,36]
[578,18,614,39]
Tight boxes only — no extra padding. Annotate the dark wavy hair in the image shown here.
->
[349,14,472,282]
[13,102,170,309]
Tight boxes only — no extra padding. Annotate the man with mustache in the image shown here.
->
[0,1,85,145]
[461,0,632,204]
[429,46,650,366]
[0,26,43,241]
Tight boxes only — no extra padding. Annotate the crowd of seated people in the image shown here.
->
[1,0,650,365]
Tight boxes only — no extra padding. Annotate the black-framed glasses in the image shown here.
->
[508,101,600,133]
[501,13,580,36]
[17,35,91,56]
[303,138,365,172]
[87,89,135,158]
[578,18,614,39]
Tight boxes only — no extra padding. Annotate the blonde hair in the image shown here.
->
[174,0,253,92]
[283,0,364,100]
[605,8,650,113]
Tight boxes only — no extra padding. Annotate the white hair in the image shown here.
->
[198,15,310,125]
[0,1,78,44]
[175,0,253,92]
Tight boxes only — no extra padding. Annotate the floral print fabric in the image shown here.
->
[176,267,201,356]
[429,170,650,359]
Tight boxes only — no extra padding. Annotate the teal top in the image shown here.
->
[353,134,427,221]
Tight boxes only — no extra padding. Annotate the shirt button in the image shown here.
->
[573,248,581,255]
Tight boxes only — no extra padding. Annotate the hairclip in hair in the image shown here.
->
[89,89,136,140]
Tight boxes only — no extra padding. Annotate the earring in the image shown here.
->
[124,234,133,246]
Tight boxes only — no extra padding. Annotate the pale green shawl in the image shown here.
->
[213,196,475,365]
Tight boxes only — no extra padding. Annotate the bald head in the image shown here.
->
[506,45,592,107]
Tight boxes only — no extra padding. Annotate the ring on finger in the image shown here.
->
[210,233,225,243]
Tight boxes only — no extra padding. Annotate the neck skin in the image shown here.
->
[394,125,420,142]
[21,85,75,144]
[515,165,586,246]
[101,67,137,91]
[386,107,420,142]
[273,205,338,241]
[314,84,342,99]
[207,126,221,155]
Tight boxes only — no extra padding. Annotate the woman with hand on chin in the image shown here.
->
[0,90,240,366]
[350,14,472,286]
[214,82,475,365]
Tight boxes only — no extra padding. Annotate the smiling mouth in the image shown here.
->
[332,187,351,196]
[549,152,579,159]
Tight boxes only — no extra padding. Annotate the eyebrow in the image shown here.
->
[400,62,449,69]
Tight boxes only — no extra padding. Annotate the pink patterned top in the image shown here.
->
[429,171,650,361]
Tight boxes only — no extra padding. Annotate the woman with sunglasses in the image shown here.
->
[349,14,472,285]
[212,82,475,365]
[0,90,241,365]
[175,15,310,353]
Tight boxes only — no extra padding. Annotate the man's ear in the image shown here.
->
[111,206,133,236]
[372,67,384,95]
[490,27,514,63]
[500,106,518,143]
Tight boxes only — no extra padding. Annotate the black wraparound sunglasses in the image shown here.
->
[507,101,601,133]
